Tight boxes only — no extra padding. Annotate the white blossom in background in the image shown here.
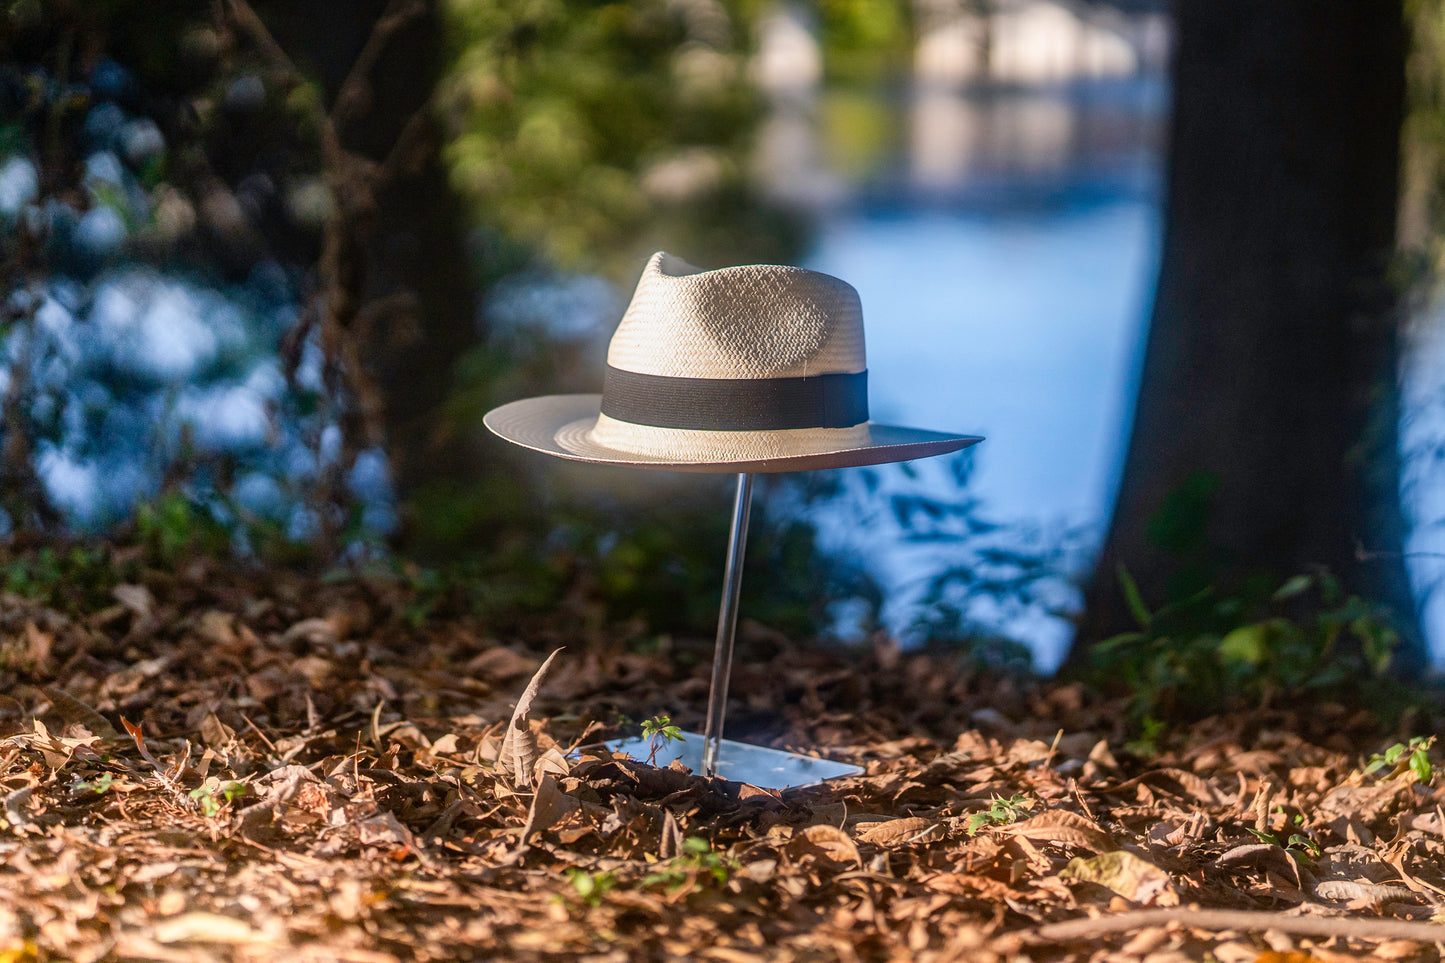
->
[0,60,399,550]
[0,266,396,539]
[0,157,38,220]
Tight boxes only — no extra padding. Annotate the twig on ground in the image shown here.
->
[1019,908,1445,945]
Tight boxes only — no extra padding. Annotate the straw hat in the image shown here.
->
[484,252,982,473]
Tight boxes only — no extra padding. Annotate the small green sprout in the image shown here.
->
[642,836,735,891]
[71,772,115,795]
[563,868,616,907]
[188,777,247,817]
[1246,826,1321,860]
[640,715,685,766]
[1124,716,1168,758]
[966,794,1033,835]
[1364,736,1437,784]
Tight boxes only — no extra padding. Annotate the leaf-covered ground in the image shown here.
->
[1,561,1444,962]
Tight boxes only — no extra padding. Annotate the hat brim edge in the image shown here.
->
[484,394,983,474]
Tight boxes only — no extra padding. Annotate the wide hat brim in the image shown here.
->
[485,394,982,473]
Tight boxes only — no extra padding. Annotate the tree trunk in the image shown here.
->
[287,0,481,514]
[1076,0,1426,671]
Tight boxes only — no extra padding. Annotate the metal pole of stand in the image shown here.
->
[701,472,754,778]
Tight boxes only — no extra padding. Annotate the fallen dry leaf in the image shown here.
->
[1061,850,1180,906]
[1006,809,1115,852]
[152,912,260,944]
[499,647,563,789]
[519,774,581,845]
[857,816,937,846]
[789,824,863,868]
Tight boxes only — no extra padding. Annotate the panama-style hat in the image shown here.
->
[484,252,982,473]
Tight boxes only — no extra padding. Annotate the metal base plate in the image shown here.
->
[606,730,864,789]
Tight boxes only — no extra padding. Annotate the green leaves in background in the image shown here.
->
[1088,568,1412,734]
[441,0,800,275]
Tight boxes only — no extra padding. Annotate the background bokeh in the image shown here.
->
[3,0,1443,672]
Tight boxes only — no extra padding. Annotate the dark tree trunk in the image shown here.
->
[1076,0,1426,671]
[286,0,480,513]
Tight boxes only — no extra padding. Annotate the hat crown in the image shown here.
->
[607,252,866,379]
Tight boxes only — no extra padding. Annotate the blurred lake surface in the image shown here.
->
[757,70,1166,669]
[804,197,1158,670]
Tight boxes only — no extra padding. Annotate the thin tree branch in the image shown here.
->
[220,0,436,558]
[375,102,438,190]
[332,0,428,128]
[1018,908,1445,945]
[220,0,300,82]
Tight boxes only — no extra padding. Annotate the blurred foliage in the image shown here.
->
[883,454,1061,665]
[554,479,879,638]
[1083,567,1417,732]
[819,89,900,181]
[395,468,883,640]
[0,0,332,278]
[0,543,123,615]
[0,485,316,617]
[135,491,238,567]
[773,451,1079,667]
[440,0,806,277]
[816,0,913,84]
[0,0,869,645]
[1083,468,1426,728]
[1403,0,1445,281]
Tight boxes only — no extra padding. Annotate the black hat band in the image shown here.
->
[600,366,868,432]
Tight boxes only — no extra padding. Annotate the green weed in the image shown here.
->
[563,868,617,907]
[136,492,231,566]
[561,839,734,906]
[639,715,685,766]
[1123,716,1168,758]
[2,545,126,614]
[70,772,115,796]
[1364,735,1438,784]
[642,837,736,891]
[188,777,247,817]
[966,794,1033,835]
[1087,568,1409,728]
[1245,826,1322,861]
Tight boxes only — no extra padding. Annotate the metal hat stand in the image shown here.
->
[606,473,865,788]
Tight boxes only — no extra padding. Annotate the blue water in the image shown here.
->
[1404,317,1445,667]
[800,199,1159,669]
[809,202,1156,523]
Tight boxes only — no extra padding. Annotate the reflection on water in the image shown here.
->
[905,82,1164,193]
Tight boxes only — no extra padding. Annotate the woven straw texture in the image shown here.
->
[483,251,982,472]
[606,253,866,379]
[585,412,872,461]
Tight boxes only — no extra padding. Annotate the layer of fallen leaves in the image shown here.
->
[0,559,1444,962]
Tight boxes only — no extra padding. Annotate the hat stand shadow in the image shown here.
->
[606,473,864,788]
